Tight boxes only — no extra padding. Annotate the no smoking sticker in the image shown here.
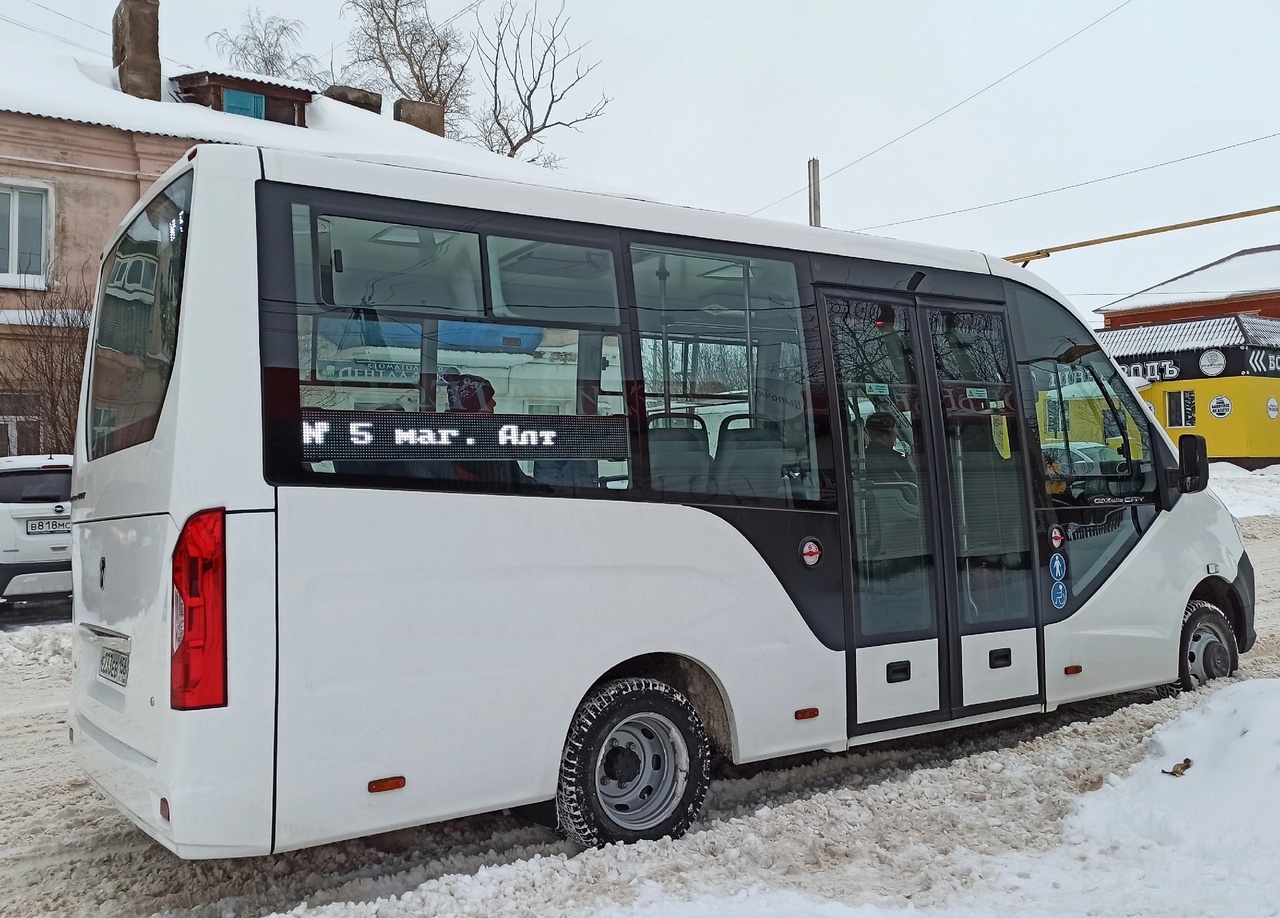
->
[800,539,823,567]
[1050,526,1066,550]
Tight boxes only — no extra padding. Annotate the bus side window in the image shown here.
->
[631,243,831,505]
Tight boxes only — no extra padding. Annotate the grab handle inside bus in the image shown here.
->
[1177,434,1209,493]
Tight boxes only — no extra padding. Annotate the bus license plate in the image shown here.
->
[99,648,130,687]
[27,519,70,534]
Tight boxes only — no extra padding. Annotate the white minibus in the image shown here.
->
[70,144,1254,858]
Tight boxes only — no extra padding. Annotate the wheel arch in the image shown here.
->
[589,653,736,761]
[1189,576,1246,650]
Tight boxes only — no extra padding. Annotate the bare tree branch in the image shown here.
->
[470,0,610,166]
[342,0,473,132]
[208,6,326,85]
[0,270,92,454]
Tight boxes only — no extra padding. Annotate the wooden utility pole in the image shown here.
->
[1005,204,1280,266]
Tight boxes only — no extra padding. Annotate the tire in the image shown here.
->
[556,677,710,847]
[1164,600,1239,695]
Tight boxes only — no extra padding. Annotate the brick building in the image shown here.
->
[0,0,452,454]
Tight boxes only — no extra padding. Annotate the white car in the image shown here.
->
[1042,441,1130,477]
[0,454,73,607]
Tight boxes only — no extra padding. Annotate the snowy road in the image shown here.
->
[1,519,1277,918]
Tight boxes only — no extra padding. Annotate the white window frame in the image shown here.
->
[0,178,53,291]
[0,414,42,456]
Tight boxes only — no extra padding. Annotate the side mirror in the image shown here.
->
[1178,434,1209,493]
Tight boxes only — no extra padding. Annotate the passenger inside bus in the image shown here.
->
[442,373,535,487]
[862,412,913,483]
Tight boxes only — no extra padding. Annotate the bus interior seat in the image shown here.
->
[533,459,598,488]
[857,484,932,635]
[647,414,711,492]
[860,484,926,562]
[710,414,787,499]
[953,453,1030,559]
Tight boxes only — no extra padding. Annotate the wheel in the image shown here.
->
[1168,600,1239,694]
[556,677,710,847]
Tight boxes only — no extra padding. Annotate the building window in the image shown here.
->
[223,88,266,119]
[0,183,48,284]
[1167,390,1196,428]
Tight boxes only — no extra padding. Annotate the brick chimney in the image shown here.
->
[112,0,161,101]
[394,99,446,137]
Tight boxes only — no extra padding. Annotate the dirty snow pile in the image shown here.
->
[261,681,1280,918]
[600,680,1280,918]
[1208,461,1280,517]
[0,622,71,667]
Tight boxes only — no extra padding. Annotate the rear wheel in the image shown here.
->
[556,677,710,847]
[1169,600,1239,694]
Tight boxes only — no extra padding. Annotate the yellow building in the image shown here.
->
[1097,315,1280,468]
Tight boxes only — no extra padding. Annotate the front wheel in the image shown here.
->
[556,677,710,847]
[1173,600,1239,693]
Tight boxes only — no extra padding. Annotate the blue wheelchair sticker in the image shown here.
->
[1051,581,1068,609]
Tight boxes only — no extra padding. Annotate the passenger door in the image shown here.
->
[823,293,1042,736]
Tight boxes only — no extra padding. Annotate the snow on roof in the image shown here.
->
[1095,313,1280,357]
[0,37,621,197]
[1098,245,1280,313]
[175,69,319,94]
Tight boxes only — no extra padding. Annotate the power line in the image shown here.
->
[1067,291,1270,296]
[0,12,106,57]
[19,0,110,37]
[859,132,1280,232]
[15,1,192,68]
[748,0,1137,217]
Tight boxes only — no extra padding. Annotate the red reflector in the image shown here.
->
[187,148,197,161]
[160,797,170,821]
[794,708,820,720]
[41,464,71,470]
[369,776,406,793]
[1065,665,1083,676]
[171,508,227,710]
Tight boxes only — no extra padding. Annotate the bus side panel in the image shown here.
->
[1043,491,1243,707]
[273,489,845,851]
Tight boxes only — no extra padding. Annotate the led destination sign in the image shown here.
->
[301,409,630,462]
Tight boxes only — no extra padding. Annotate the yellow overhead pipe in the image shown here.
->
[1005,204,1280,266]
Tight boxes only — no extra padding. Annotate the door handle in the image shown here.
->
[886,660,911,683]
[989,648,1012,669]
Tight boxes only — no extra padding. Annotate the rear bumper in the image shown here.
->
[69,705,272,859]
[69,706,167,845]
[0,559,72,601]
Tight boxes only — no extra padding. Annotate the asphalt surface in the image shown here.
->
[0,599,72,632]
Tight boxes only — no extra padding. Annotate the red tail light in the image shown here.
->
[171,508,227,710]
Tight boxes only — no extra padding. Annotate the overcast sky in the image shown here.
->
[15,0,1280,323]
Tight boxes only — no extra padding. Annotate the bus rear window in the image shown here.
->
[86,172,193,459]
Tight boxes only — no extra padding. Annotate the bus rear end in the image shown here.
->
[69,146,277,858]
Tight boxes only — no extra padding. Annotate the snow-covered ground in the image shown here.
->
[1208,461,1280,517]
[2,506,1278,917]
